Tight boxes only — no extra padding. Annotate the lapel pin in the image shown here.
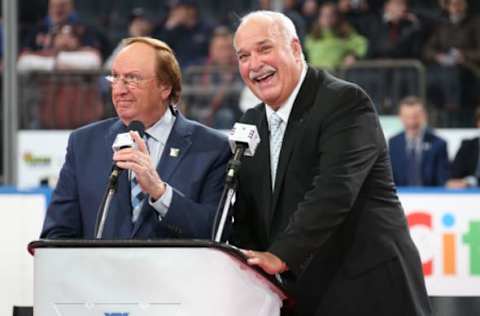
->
[170,148,180,157]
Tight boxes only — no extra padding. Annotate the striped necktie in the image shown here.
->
[270,112,284,190]
[130,134,149,222]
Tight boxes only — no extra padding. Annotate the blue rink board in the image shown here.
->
[0,186,53,207]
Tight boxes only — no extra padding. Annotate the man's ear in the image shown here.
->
[290,38,303,61]
[159,84,172,101]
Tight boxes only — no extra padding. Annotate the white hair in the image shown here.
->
[234,10,305,61]
[235,10,304,43]
[239,11,299,41]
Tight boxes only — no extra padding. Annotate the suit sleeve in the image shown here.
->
[40,133,83,238]
[450,140,472,179]
[435,139,450,186]
[159,139,231,239]
[269,86,381,276]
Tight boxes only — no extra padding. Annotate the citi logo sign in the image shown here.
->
[407,211,479,277]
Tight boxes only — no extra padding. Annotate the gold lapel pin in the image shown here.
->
[170,148,180,157]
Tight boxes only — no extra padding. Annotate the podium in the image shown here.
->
[28,240,289,316]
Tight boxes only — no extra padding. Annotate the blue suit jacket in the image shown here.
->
[41,112,231,239]
[388,129,449,186]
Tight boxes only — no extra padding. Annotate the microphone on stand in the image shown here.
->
[94,120,145,239]
[225,123,260,185]
[212,123,260,242]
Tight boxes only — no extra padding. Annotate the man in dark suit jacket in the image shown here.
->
[41,37,230,239]
[231,11,430,316]
[447,107,480,188]
[389,96,449,186]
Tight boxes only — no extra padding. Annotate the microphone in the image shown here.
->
[225,123,260,185]
[95,120,145,238]
[211,123,260,241]
[108,120,145,190]
[228,123,260,157]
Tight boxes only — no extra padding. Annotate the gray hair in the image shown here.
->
[235,11,305,61]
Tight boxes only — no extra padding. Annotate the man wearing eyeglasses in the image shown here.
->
[41,37,231,239]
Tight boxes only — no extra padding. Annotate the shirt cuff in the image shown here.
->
[149,183,173,218]
[464,176,478,187]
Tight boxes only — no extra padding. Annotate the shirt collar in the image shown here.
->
[145,107,176,145]
[266,61,307,126]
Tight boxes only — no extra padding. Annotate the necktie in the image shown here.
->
[131,134,149,222]
[270,112,284,190]
[406,143,421,186]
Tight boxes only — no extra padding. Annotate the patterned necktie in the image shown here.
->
[406,142,421,186]
[131,134,149,222]
[270,112,284,190]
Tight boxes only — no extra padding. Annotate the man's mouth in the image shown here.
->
[252,70,276,84]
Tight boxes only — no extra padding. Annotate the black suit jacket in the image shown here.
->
[232,68,430,316]
[450,137,480,182]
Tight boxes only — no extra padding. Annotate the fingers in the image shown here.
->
[130,131,148,154]
[241,250,288,275]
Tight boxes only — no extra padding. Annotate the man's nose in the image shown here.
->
[112,80,129,95]
[249,53,263,72]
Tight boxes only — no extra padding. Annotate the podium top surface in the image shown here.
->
[29,239,290,301]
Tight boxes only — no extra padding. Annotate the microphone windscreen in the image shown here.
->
[128,120,145,137]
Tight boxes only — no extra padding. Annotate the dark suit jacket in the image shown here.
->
[232,68,430,316]
[41,111,231,239]
[450,137,480,181]
[388,130,449,186]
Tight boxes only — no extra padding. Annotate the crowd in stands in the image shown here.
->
[9,0,479,129]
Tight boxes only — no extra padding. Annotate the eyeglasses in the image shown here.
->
[105,73,155,88]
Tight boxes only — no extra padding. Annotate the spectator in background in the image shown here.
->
[183,26,242,129]
[283,0,307,43]
[365,0,421,59]
[389,96,449,186]
[22,0,105,59]
[447,107,480,188]
[423,0,480,125]
[18,23,102,72]
[349,0,423,114]
[17,23,103,129]
[300,0,319,32]
[305,2,367,71]
[154,0,212,69]
[337,0,373,36]
[104,8,154,70]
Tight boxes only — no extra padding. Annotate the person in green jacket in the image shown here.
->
[305,2,367,71]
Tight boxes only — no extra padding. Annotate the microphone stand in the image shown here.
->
[94,168,121,239]
[212,145,246,242]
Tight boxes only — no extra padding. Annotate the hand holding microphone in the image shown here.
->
[112,121,166,200]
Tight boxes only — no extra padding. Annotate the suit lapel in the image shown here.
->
[102,120,134,239]
[131,112,193,237]
[269,67,320,219]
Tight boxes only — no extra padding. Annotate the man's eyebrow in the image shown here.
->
[236,39,273,54]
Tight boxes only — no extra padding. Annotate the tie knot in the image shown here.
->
[270,112,283,130]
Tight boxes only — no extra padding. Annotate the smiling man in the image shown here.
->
[41,37,231,240]
[231,11,431,316]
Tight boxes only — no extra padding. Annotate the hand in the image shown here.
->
[342,54,357,66]
[242,250,288,275]
[113,131,166,200]
[446,179,469,189]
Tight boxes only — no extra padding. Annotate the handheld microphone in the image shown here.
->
[95,120,145,238]
[108,120,145,190]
